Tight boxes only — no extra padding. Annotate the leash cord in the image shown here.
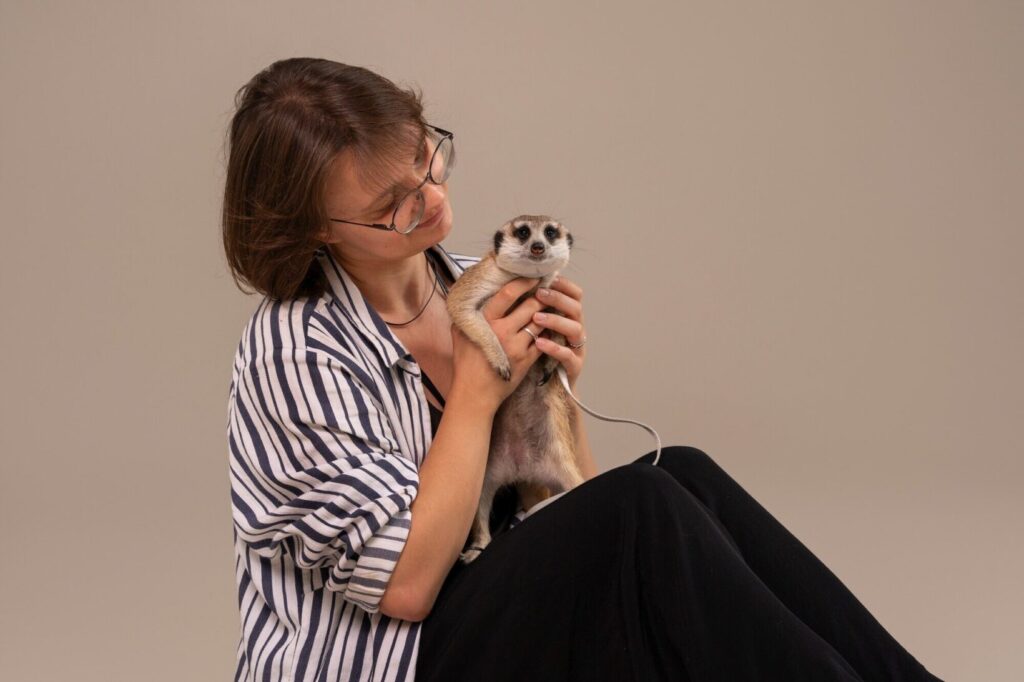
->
[554,365,662,466]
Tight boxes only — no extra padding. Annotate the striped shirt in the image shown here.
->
[227,242,531,681]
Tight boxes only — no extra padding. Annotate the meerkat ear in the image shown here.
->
[567,231,574,249]
[493,230,504,253]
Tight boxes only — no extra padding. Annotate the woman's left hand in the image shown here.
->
[530,275,587,390]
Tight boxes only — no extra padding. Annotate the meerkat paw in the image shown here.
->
[539,355,559,384]
[459,547,484,564]
[460,525,492,563]
[484,349,512,381]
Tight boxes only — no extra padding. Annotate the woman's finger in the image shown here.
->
[550,275,583,303]
[501,292,547,336]
[534,335,583,376]
[482,277,541,320]
[531,311,584,341]
[508,326,546,369]
[536,284,582,321]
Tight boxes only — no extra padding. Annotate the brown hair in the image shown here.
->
[221,58,427,300]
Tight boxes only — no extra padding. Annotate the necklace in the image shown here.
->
[382,253,448,327]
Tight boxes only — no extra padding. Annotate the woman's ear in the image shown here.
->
[317,225,339,245]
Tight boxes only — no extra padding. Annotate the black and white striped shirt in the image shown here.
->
[227,242,530,681]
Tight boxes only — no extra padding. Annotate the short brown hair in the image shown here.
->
[221,58,427,300]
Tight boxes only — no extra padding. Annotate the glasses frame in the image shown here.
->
[328,123,454,234]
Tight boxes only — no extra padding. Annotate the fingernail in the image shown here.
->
[552,276,560,285]
[534,312,547,322]
[537,288,550,297]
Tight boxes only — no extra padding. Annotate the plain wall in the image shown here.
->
[2,1,1021,679]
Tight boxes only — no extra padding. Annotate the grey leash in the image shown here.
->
[554,365,663,466]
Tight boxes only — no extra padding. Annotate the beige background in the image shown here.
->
[2,1,1021,679]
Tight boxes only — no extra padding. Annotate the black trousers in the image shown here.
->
[416,446,944,681]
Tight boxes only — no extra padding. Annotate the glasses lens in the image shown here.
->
[393,189,425,234]
[429,135,454,184]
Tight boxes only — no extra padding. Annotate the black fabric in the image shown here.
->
[422,372,446,409]
[415,446,944,682]
[427,401,443,437]
[419,251,448,444]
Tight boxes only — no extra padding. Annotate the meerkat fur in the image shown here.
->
[446,214,585,563]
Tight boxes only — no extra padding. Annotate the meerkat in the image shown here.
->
[446,214,585,563]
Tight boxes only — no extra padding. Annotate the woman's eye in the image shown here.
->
[375,199,396,217]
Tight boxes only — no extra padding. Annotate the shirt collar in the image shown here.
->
[314,243,465,370]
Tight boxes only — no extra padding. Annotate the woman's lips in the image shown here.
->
[420,208,443,228]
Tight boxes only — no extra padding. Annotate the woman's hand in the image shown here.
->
[530,275,587,391]
[449,277,547,414]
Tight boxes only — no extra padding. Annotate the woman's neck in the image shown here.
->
[333,246,434,321]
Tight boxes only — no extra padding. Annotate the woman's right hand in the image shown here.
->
[449,277,546,413]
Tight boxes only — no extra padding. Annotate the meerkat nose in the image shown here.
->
[530,242,545,255]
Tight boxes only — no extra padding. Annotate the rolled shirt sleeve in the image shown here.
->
[229,346,419,614]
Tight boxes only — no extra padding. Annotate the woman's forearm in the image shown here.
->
[382,382,597,620]
[381,388,496,621]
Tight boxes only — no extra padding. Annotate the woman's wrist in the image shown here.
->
[447,383,500,418]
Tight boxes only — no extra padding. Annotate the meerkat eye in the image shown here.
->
[544,225,559,240]
[514,226,531,240]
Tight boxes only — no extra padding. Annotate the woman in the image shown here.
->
[223,58,943,681]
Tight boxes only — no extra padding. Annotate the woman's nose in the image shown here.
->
[421,181,447,211]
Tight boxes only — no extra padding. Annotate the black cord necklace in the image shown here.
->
[382,253,448,328]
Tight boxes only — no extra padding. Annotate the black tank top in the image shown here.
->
[422,370,445,438]
[421,248,452,439]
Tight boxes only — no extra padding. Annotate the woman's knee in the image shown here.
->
[527,464,679,544]
[573,448,727,515]
[636,444,712,465]
[593,459,684,506]
[637,445,723,479]
[595,461,728,540]
[571,461,733,548]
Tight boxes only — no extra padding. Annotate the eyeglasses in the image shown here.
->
[329,124,455,234]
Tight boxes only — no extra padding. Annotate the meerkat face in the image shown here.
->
[492,215,573,277]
